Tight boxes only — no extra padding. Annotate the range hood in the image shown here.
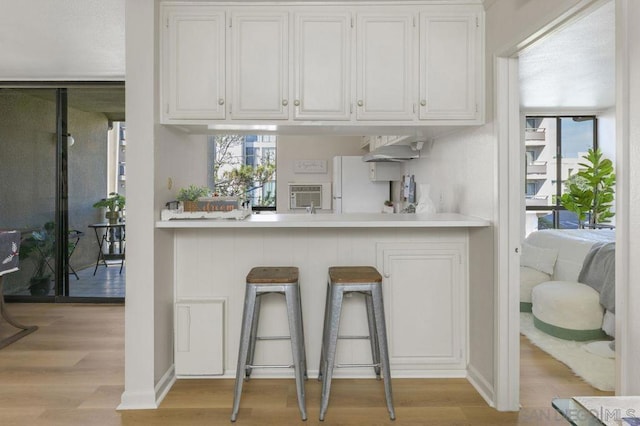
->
[362,144,421,162]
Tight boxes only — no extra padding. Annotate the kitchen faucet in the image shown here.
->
[306,202,316,214]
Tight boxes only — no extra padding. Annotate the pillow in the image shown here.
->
[521,242,558,275]
[520,266,551,305]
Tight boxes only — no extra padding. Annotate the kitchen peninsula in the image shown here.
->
[157,213,490,379]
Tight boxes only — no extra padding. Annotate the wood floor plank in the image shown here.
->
[0,303,614,425]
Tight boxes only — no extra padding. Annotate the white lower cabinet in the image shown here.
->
[376,242,466,372]
[175,299,225,376]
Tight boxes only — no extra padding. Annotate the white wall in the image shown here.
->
[616,0,640,395]
[404,126,494,218]
[276,135,364,212]
[120,0,170,409]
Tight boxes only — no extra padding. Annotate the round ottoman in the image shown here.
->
[531,281,606,341]
[520,266,551,312]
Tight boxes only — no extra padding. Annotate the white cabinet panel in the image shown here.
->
[419,12,479,120]
[293,12,351,120]
[356,13,415,121]
[175,299,225,376]
[369,162,401,181]
[230,12,289,119]
[160,3,484,126]
[377,242,466,370]
[162,7,226,121]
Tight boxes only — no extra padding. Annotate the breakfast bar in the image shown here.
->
[157,213,490,379]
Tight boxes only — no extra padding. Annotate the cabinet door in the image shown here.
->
[293,12,351,121]
[175,299,225,376]
[419,12,479,120]
[356,13,415,121]
[230,12,289,119]
[377,242,466,370]
[162,7,226,121]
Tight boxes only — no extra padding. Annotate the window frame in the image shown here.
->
[524,115,598,229]
[208,134,277,212]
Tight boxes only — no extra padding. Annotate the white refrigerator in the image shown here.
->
[332,156,390,213]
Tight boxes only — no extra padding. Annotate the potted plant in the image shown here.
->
[560,148,616,228]
[176,185,211,211]
[19,221,55,295]
[93,192,126,224]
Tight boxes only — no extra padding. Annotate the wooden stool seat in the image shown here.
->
[328,266,382,284]
[246,266,299,284]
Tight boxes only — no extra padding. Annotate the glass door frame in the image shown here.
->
[1,82,125,303]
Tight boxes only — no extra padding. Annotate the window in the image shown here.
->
[524,116,597,234]
[208,135,277,210]
[526,150,535,165]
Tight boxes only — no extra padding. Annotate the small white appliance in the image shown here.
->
[288,183,332,210]
[332,156,391,213]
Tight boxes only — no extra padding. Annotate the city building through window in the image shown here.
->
[208,135,276,210]
[524,116,597,235]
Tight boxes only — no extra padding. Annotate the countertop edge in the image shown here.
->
[155,213,491,229]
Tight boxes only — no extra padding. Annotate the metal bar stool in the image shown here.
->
[231,266,307,422]
[318,266,395,421]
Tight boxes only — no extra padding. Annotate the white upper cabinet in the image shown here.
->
[162,6,226,121]
[293,12,351,121]
[419,11,481,121]
[159,2,484,126]
[230,12,289,119]
[356,13,415,121]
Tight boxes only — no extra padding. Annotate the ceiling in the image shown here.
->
[518,1,615,112]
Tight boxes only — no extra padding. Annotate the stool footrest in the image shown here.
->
[336,363,381,368]
[246,364,294,369]
[337,335,370,340]
[256,336,291,341]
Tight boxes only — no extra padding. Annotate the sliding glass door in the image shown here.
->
[0,85,125,301]
[0,88,58,298]
[66,87,126,299]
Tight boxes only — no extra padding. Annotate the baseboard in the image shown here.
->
[155,364,177,406]
[117,389,158,410]
[117,364,176,410]
[178,368,467,380]
[467,364,495,408]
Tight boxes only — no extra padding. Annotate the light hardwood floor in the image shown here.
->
[0,303,612,425]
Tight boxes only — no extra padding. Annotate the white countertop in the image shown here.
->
[156,212,490,228]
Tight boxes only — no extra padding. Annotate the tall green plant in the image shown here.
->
[560,148,616,227]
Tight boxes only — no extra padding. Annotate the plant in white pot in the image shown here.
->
[560,148,616,228]
[93,192,126,224]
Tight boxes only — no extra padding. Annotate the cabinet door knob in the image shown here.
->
[384,272,390,278]
[282,99,289,106]
[293,99,300,106]
[420,100,426,107]
[357,100,363,107]
[218,98,225,106]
